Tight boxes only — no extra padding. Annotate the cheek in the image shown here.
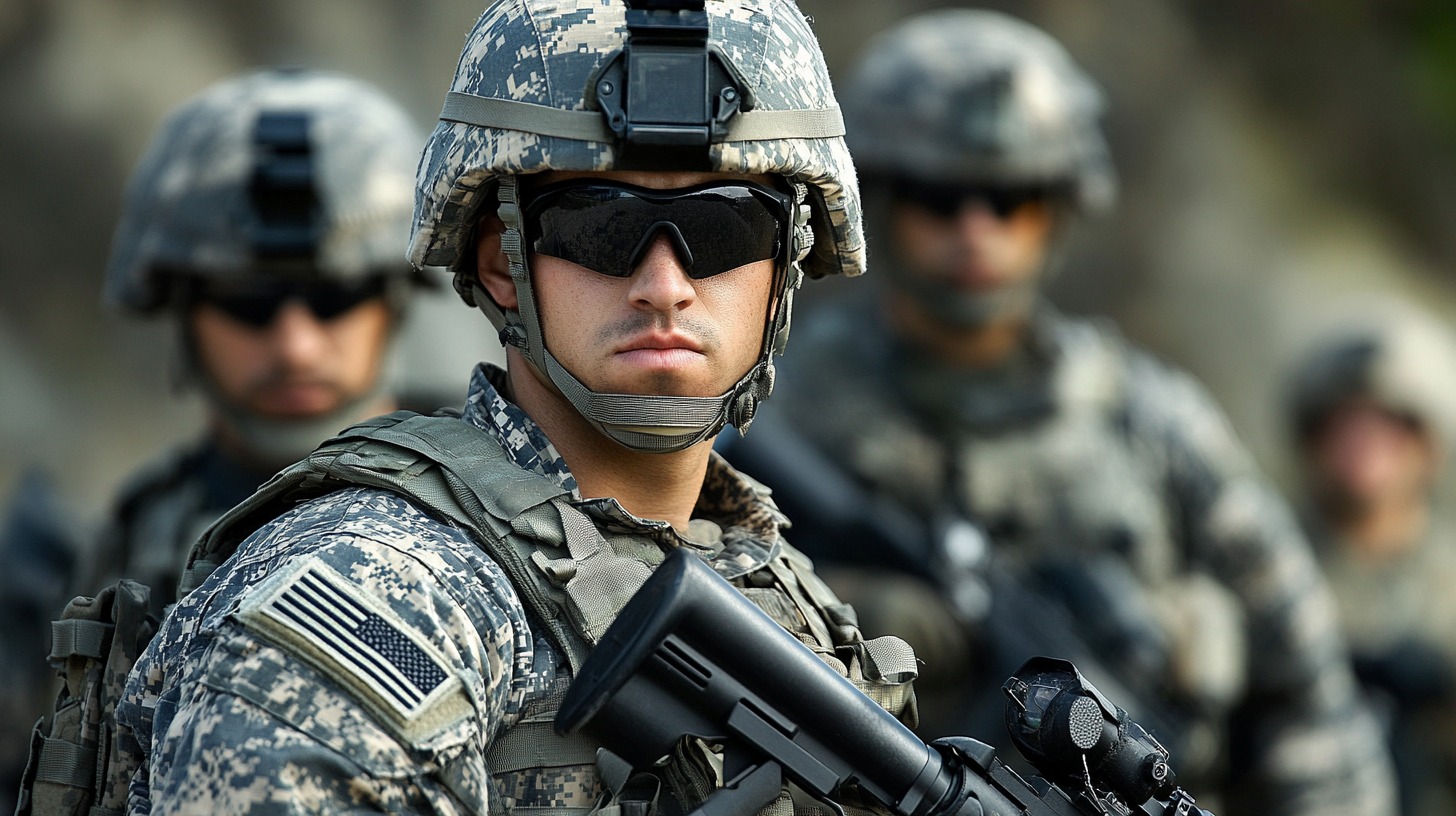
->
[190,310,268,394]
[326,303,393,383]
[699,262,775,357]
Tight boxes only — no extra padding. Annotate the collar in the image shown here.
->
[461,363,788,576]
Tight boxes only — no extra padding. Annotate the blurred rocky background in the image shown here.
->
[2,0,1455,523]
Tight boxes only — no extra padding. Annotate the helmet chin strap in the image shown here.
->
[486,176,806,455]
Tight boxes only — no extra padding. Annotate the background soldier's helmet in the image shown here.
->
[843,9,1115,215]
[410,0,861,453]
[1289,302,1456,456]
[104,68,422,315]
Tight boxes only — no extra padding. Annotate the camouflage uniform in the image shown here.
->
[1289,310,1456,816]
[731,10,1395,815]
[757,298,1396,816]
[116,365,913,814]
[115,2,913,814]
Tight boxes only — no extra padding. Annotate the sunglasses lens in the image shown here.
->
[305,278,388,320]
[204,288,288,327]
[894,178,1052,220]
[527,182,788,280]
[199,277,385,326]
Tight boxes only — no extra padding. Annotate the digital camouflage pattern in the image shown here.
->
[19,581,156,816]
[117,364,915,814]
[842,9,1114,213]
[758,299,1397,816]
[105,68,421,314]
[410,0,864,282]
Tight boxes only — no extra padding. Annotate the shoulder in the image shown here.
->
[123,485,547,799]
[1055,315,1251,467]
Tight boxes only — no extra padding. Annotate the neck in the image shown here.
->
[885,291,1027,369]
[1326,493,1430,561]
[211,393,398,475]
[505,350,710,531]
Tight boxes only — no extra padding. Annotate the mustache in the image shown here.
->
[594,312,718,352]
[241,363,342,400]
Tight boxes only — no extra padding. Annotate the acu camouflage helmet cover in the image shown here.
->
[409,0,863,282]
[409,0,863,452]
[843,9,1115,214]
[106,68,422,315]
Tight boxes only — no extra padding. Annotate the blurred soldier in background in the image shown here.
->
[5,68,428,812]
[727,9,1395,815]
[1288,304,1456,816]
[88,68,428,612]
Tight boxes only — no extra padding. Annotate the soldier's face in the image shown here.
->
[1308,397,1436,513]
[479,170,777,400]
[190,293,392,420]
[889,190,1055,299]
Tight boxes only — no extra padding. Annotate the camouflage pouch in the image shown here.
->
[16,580,158,816]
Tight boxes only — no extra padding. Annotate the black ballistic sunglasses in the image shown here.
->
[522,179,793,280]
[192,276,389,327]
[892,176,1063,220]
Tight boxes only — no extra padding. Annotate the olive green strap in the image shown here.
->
[441,92,845,142]
[486,720,602,773]
[33,736,94,790]
[48,619,112,662]
[530,502,654,645]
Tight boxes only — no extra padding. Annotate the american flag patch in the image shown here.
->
[237,556,462,727]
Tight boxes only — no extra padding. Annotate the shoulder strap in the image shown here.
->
[179,411,637,672]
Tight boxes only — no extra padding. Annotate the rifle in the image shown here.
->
[555,548,1211,816]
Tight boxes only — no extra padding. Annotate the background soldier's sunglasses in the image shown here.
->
[891,177,1063,220]
[192,276,388,327]
[522,180,793,280]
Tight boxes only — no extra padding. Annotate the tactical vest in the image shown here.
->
[165,410,917,815]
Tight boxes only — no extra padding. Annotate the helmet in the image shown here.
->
[105,68,423,315]
[410,0,862,453]
[1289,301,1456,454]
[843,9,1114,215]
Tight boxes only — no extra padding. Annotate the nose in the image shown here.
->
[627,235,697,313]
[268,300,331,367]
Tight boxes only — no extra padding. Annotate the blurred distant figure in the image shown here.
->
[89,68,427,612]
[1288,304,1456,816]
[7,69,430,810]
[727,10,1395,816]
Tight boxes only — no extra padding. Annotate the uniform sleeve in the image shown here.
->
[135,511,531,816]
[1134,360,1398,816]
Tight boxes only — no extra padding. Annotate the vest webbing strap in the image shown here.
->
[485,719,602,773]
[440,92,845,143]
[33,737,93,790]
[48,619,113,662]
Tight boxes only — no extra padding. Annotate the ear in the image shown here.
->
[475,213,517,309]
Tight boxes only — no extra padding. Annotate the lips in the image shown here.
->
[615,332,704,354]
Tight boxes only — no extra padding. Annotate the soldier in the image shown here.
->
[91,68,427,612]
[729,10,1396,816]
[109,1,921,814]
[1288,304,1456,816]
